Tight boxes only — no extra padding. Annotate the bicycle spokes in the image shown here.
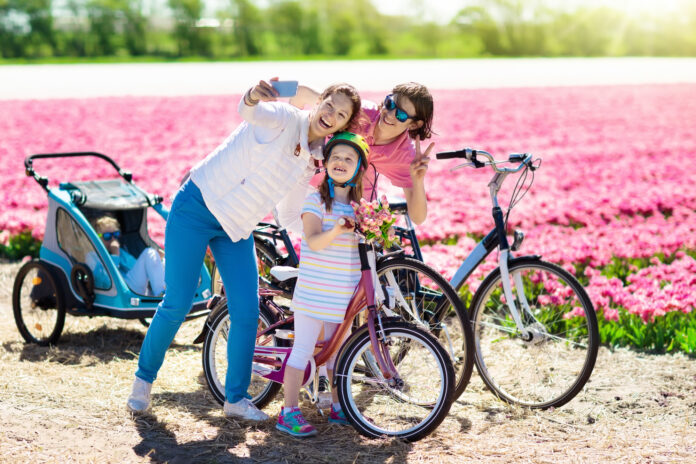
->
[471,260,598,408]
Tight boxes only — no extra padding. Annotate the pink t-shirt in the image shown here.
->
[310,102,416,201]
[357,104,415,201]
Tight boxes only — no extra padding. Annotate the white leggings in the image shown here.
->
[123,248,165,296]
[286,313,343,372]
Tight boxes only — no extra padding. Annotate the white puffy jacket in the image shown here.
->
[190,96,323,242]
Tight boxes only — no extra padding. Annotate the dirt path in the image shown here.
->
[0,261,694,463]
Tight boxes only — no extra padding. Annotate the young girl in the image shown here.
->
[127,80,362,421]
[277,132,370,438]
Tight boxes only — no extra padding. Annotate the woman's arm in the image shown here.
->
[289,85,320,109]
[403,139,434,225]
[303,213,354,251]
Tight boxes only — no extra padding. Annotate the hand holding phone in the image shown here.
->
[271,80,299,98]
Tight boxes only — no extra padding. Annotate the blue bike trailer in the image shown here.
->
[14,152,212,345]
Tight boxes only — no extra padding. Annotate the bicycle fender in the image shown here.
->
[376,250,406,266]
[509,254,542,264]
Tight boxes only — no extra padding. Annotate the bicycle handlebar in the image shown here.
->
[25,151,133,192]
[436,148,538,173]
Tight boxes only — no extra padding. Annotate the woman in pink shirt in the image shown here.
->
[289,82,434,225]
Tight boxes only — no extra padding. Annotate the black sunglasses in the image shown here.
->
[99,231,121,240]
[384,94,415,123]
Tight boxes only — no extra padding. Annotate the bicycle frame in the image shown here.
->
[392,152,540,335]
[251,242,399,389]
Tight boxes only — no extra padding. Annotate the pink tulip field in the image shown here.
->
[1,84,695,353]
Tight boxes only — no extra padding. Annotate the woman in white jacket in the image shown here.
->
[127,79,361,420]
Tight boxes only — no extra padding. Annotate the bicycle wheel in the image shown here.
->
[335,320,454,442]
[470,257,599,409]
[210,262,223,296]
[13,261,66,346]
[202,301,285,408]
[377,257,474,400]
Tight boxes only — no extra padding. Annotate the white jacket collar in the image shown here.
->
[298,111,325,161]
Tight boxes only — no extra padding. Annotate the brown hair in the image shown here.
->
[393,82,434,140]
[320,83,362,132]
[317,146,366,213]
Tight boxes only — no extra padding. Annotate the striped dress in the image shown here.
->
[290,192,360,323]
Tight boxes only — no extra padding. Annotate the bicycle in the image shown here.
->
[431,148,599,409]
[200,233,467,441]
[238,148,600,409]
[216,211,473,401]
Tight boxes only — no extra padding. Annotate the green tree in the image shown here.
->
[122,0,147,56]
[86,0,119,56]
[0,0,54,58]
[0,0,27,58]
[169,0,211,56]
[56,0,88,57]
[453,6,505,55]
[227,0,263,56]
[547,7,622,56]
[267,1,303,54]
[24,0,55,56]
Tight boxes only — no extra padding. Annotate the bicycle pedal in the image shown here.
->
[316,393,332,410]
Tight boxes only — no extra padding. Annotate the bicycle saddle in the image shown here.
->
[270,266,299,282]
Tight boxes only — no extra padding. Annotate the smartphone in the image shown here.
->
[271,80,298,98]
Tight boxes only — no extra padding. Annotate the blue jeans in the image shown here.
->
[135,179,259,403]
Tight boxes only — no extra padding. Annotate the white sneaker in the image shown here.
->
[127,377,152,412]
[224,398,269,421]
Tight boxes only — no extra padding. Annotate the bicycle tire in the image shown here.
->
[13,260,66,346]
[202,301,285,408]
[470,257,599,409]
[334,320,454,441]
[376,257,474,400]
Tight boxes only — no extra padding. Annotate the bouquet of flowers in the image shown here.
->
[350,196,398,248]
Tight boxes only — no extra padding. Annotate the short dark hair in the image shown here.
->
[393,82,434,140]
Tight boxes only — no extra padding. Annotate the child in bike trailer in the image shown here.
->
[277,132,369,438]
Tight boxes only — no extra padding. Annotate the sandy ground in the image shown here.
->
[2,57,696,99]
[0,260,694,464]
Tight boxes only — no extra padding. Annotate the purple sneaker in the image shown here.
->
[276,407,317,438]
[328,405,350,426]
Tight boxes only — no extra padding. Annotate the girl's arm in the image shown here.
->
[302,213,354,251]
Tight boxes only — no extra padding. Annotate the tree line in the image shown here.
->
[1,0,695,60]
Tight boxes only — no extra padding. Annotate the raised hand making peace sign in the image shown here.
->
[410,139,435,183]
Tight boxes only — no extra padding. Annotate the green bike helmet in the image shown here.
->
[323,132,370,198]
